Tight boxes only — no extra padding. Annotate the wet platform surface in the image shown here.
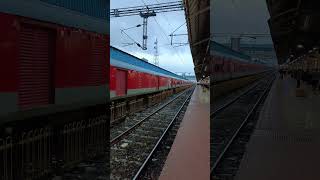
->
[159,85,210,180]
[236,74,320,180]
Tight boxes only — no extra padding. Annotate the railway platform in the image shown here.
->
[236,74,320,180]
[159,85,210,180]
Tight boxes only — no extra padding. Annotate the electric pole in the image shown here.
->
[111,1,184,50]
[140,10,156,50]
[154,38,159,66]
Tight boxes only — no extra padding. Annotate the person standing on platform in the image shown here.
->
[296,69,303,88]
[311,74,320,94]
[279,68,284,79]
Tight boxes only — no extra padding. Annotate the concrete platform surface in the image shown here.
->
[160,85,210,180]
[236,74,320,180]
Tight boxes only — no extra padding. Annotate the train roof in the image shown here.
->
[0,0,108,34]
[210,41,252,62]
[110,46,188,81]
[40,0,108,20]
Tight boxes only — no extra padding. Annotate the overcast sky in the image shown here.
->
[211,0,273,44]
[110,0,194,75]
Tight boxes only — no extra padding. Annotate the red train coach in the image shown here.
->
[110,46,190,100]
[0,0,108,122]
[211,41,268,82]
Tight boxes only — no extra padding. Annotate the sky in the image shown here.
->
[211,0,273,44]
[110,0,195,75]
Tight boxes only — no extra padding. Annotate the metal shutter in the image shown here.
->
[116,70,127,96]
[88,37,106,86]
[18,25,54,110]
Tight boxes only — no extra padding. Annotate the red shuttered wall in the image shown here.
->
[88,36,107,86]
[116,70,127,96]
[55,30,107,88]
[18,25,54,110]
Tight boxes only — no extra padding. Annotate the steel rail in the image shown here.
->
[211,73,274,117]
[110,86,194,145]
[210,75,275,175]
[132,88,194,180]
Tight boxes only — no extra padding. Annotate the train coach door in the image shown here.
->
[18,24,55,110]
[116,70,127,96]
[157,76,160,90]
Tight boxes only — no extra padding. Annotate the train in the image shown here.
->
[0,0,108,122]
[110,47,192,122]
[211,41,269,82]
[0,1,108,179]
[110,46,190,99]
[210,41,271,98]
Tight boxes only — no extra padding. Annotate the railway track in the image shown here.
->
[110,87,194,179]
[47,88,193,180]
[132,90,192,180]
[210,74,275,179]
[110,89,188,141]
[212,72,275,114]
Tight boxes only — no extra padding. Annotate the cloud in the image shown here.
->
[132,47,194,73]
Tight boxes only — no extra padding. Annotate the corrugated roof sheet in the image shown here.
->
[40,0,108,19]
[0,0,108,34]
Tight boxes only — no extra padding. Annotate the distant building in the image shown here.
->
[240,44,277,65]
[185,75,197,82]
[223,43,278,66]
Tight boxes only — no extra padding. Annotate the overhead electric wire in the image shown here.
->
[153,16,187,65]
[112,0,190,67]
[139,0,188,65]
[155,0,176,30]
[120,29,142,48]
[170,21,187,35]
[111,1,183,17]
